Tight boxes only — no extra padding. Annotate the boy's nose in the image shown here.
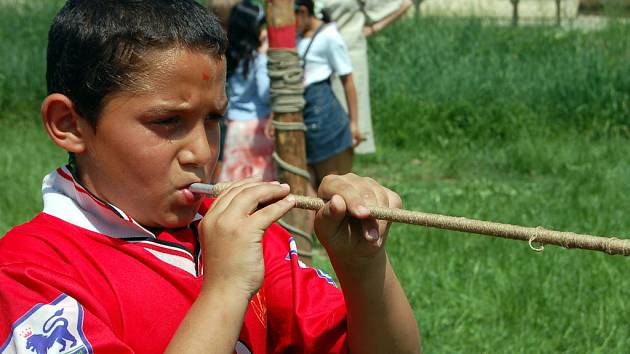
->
[179,121,214,167]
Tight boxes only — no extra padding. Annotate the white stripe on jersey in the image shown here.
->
[132,240,194,259]
[143,248,197,276]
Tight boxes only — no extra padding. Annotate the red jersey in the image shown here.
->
[0,166,348,353]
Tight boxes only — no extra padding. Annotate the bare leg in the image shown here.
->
[308,147,353,189]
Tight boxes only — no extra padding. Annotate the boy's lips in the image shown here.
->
[181,186,202,204]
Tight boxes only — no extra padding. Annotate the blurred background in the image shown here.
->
[1,0,630,352]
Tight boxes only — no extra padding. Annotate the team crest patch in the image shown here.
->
[1,294,93,354]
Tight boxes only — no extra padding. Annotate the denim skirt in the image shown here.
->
[303,80,352,164]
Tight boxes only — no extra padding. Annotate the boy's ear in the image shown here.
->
[41,93,90,154]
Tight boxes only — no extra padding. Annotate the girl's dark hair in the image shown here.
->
[295,0,331,23]
[226,1,265,79]
[47,0,227,127]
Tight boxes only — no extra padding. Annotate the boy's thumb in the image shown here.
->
[315,194,347,235]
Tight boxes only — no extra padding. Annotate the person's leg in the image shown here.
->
[309,147,353,188]
[330,50,376,155]
[350,51,376,154]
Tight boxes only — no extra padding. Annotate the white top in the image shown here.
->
[297,23,353,87]
[227,53,271,121]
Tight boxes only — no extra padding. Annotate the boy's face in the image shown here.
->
[76,49,227,228]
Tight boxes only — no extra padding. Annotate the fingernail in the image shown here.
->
[270,181,281,185]
[376,236,383,247]
[286,195,295,203]
[280,183,290,190]
[357,206,370,215]
[366,227,379,241]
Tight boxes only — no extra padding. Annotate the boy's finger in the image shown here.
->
[222,176,264,193]
[320,175,398,246]
[212,177,262,204]
[318,174,370,219]
[221,183,291,220]
[384,186,403,209]
[315,194,348,238]
[361,178,400,246]
[361,218,381,245]
[209,178,268,215]
[250,195,296,230]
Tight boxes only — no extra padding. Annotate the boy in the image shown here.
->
[0,1,420,353]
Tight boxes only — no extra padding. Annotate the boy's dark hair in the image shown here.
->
[47,0,228,126]
[226,1,265,79]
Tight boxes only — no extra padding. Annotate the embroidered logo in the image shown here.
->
[1,294,93,354]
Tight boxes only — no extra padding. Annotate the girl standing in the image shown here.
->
[294,0,361,188]
[220,1,275,182]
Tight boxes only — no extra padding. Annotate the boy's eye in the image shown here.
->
[153,116,179,126]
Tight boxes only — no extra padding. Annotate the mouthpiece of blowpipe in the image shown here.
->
[189,182,630,256]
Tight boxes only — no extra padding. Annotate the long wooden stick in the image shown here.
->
[190,183,630,256]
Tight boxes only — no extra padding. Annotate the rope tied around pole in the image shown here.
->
[267,49,305,113]
[272,120,307,131]
[272,152,312,181]
[266,49,311,183]
[267,48,313,256]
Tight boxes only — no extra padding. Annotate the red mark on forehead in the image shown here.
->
[202,72,210,81]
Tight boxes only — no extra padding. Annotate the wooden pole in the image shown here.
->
[266,0,314,262]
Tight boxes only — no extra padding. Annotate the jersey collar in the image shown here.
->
[41,166,202,239]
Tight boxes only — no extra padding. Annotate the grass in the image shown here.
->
[350,17,630,353]
[0,0,67,232]
[2,2,630,352]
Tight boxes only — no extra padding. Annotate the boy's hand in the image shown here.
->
[314,175,421,354]
[198,178,295,299]
[314,174,401,270]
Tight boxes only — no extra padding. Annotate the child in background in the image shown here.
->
[219,1,275,182]
[0,1,420,353]
[207,0,239,30]
[295,0,361,188]
[323,0,413,155]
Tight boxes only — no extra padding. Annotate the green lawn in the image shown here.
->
[2,1,630,352]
